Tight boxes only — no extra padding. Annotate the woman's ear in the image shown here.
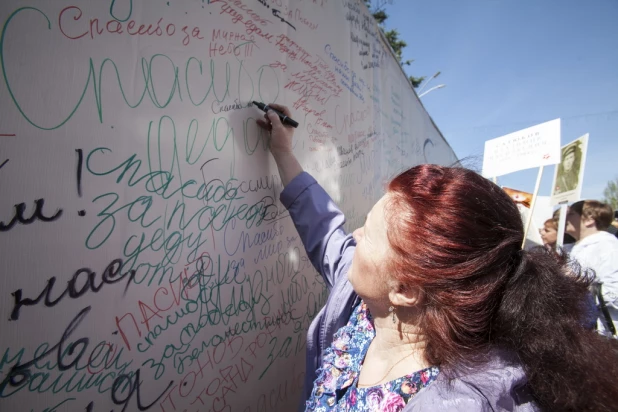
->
[389,282,424,307]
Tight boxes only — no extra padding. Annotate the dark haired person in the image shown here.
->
[566,200,618,335]
[258,104,618,411]
[552,208,576,245]
[607,210,618,237]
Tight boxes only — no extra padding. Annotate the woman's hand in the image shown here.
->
[255,103,303,186]
[256,103,295,156]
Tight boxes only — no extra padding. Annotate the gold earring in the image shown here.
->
[388,305,396,323]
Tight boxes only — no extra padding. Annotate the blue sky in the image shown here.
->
[386,0,618,202]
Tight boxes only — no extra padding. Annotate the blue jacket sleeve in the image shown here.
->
[280,172,356,289]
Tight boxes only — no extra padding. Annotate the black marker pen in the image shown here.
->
[253,101,299,128]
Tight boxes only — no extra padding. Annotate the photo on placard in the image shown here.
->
[550,134,589,205]
[502,187,533,208]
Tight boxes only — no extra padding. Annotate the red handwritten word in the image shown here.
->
[290,68,339,98]
[348,130,365,143]
[210,0,275,43]
[211,29,254,42]
[213,0,270,25]
[307,126,330,146]
[274,34,311,63]
[159,335,253,412]
[244,362,305,412]
[209,41,254,58]
[114,252,209,351]
[189,359,253,411]
[58,6,204,46]
[164,311,292,410]
[268,61,287,72]
[293,100,326,119]
[301,106,334,149]
[273,34,341,108]
[309,146,331,152]
[268,0,327,8]
[242,320,282,360]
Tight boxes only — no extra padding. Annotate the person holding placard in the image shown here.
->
[566,200,618,335]
[553,208,577,246]
[258,104,618,412]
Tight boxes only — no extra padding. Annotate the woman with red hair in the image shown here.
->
[258,105,618,412]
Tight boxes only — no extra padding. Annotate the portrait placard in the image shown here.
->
[550,134,589,205]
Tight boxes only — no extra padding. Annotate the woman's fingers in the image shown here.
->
[266,109,284,129]
[256,118,272,131]
[266,103,291,117]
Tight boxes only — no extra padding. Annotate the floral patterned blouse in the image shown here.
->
[305,301,439,411]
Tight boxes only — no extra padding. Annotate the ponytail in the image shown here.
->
[385,165,618,411]
[493,247,618,411]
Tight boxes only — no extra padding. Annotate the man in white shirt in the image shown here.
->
[566,200,618,334]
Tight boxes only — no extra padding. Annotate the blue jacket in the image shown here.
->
[281,172,539,411]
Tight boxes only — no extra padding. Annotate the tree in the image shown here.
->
[603,177,618,210]
[364,0,426,88]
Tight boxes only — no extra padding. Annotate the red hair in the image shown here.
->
[385,164,618,411]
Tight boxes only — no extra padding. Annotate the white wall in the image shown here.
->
[0,1,456,410]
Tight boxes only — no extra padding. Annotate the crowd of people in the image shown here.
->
[539,202,618,336]
[258,104,618,412]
